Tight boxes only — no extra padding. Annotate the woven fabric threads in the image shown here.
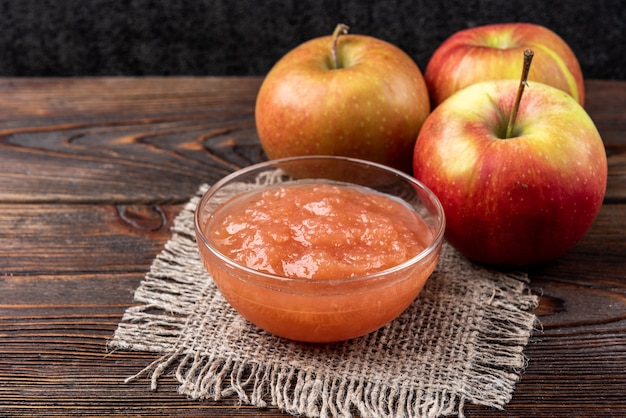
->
[110,182,538,418]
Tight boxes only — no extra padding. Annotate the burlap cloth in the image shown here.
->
[109,182,539,418]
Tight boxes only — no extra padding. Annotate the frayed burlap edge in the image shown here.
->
[109,182,539,418]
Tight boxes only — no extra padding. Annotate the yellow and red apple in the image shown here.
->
[255,25,430,173]
[424,23,585,107]
[413,79,607,266]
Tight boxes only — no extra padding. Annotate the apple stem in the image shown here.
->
[331,23,350,69]
[505,49,534,139]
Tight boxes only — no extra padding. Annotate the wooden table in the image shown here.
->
[0,77,624,417]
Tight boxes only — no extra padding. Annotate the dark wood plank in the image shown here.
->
[1,78,623,204]
[0,77,262,124]
[0,203,181,274]
[583,80,626,202]
[0,77,265,203]
[584,80,626,146]
[0,203,624,416]
[0,271,303,417]
[0,77,624,417]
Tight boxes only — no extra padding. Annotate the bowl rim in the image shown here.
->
[194,155,446,286]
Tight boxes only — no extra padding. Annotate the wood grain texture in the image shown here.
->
[584,80,626,202]
[0,77,265,203]
[0,77,624,417]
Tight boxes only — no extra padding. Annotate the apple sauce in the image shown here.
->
[197,176,442,343]
[206,182,432,280]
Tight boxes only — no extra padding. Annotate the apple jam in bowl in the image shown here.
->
[194,156,445,343]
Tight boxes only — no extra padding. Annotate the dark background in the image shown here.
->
[0,0,624,79]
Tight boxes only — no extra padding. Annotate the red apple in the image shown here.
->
[412,76,607,266]
[424,23,585,107]
[255,24,430,173]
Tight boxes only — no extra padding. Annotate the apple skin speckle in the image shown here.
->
[413,79,607,266]
[256,32,430,173]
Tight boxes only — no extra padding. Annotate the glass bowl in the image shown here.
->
[194,156,445,343]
